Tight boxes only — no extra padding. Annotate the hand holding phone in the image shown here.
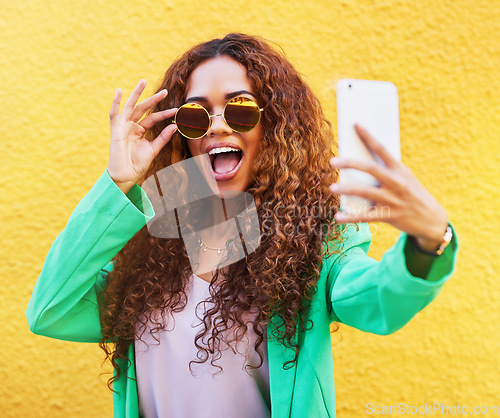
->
[331,80,449,248]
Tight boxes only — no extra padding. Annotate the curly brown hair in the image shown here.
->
[98,33,346,391]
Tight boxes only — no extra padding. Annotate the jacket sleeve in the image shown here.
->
[326,222,459,334]
[26,169,155,343]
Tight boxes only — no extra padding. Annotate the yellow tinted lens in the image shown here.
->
[224,97,261,132]
[175,103,209,139]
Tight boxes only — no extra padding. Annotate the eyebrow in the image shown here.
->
[185,90,256,103]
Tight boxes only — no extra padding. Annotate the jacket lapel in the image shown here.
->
[125,344,139,418]
[267,313,299,418]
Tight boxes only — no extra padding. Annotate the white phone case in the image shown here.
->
[336,79,401,215]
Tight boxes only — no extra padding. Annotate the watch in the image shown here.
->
[408,223,453,257]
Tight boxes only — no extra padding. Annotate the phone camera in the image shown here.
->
[348,83,352,88]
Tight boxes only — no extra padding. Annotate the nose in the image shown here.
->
[206,112,233,137]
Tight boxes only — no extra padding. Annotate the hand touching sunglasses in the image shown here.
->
[173,95,263,140]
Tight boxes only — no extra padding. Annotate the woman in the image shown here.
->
[27,33,458,417]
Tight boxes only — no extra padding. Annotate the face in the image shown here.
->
[184,56,263,198]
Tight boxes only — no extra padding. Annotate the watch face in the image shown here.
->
[437,225,452,255]
[443,226,453,243]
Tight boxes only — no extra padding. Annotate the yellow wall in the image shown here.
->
[3,0,498,416]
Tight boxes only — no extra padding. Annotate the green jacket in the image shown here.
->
[26,169,459,417]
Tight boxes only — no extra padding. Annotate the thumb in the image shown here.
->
[150,125,178,158]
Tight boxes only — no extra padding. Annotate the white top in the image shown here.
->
[135,273,271,418]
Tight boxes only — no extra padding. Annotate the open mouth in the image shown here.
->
[208,147,244,180]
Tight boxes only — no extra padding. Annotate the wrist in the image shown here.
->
[416,214,449,249]
[107,169,136,195]
[409,222,453,256]
[113,180,135,195]
[414,235,443,252]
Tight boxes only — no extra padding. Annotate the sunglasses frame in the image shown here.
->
[173,95,264,140]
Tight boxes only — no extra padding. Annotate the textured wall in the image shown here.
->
[2,0,498,416]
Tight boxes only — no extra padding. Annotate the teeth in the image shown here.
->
[208,146,241,156]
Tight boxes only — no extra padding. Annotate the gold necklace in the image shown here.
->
[197,237,227,254]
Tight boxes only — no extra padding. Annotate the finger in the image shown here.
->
[109,88,123,125]
[130,89,168,123]
[329,183,399,206]
[354,124,398,168]
[140,108,178,130]
[330,157,404,191]
[149,124,178,158]
[334,206,390,224]
[122,79,147,120]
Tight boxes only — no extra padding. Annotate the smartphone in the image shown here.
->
[336,79,401,215]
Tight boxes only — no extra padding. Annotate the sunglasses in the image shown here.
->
[173,95,263,140]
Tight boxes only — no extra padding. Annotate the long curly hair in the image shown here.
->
[98,33,346,391]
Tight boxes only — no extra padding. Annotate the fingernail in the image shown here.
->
[330,157,339,165]
[329,184,338,192]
